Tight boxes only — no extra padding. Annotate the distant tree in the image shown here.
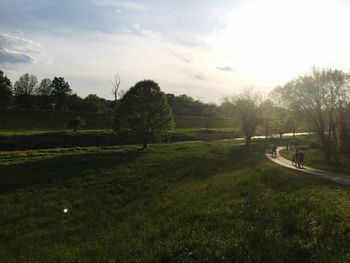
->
[224,89,264,146]
[37,78,52,96]
[0,70,12,109]
[13,73,38,109]
[66,116,86,132]
[84,94,102,112]
[66,94,84,112]
[274,68,349,161]
[36,78,53,110]
[111,74,121,102]
[51,77,72,111]
[114,80,173,149]
[260,99,274,140]
[166,93,223,117]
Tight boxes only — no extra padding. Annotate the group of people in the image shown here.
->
[292,149,304,168]
[271,145,277,158]
[267,143,305,168]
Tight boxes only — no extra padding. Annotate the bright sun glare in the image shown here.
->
[212,0,350,86]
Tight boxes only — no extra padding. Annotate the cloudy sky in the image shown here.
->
[1,0,350,103]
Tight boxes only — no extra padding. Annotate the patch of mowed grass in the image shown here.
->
[1,140,350,262]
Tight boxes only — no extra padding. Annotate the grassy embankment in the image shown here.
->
[280,147,350,175]
[0,128,241,151]
[0,110,236,130]
[1,138,350,262]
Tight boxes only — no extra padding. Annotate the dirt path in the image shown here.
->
[265,146,350,186]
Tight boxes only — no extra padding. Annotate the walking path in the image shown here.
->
[266,146,350,186]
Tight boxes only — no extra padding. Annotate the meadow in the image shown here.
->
[1,138,350,262]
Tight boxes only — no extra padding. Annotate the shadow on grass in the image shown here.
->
[0,149,143,192]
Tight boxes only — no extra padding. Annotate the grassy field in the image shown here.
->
[2,139,350,262]
[280,147,350,176]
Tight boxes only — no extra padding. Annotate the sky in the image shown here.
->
[1,0,350,103]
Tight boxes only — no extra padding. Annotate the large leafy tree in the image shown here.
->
[84,94,103,113]
[114,80,173,149]
[224,89,264,146]
[0,70,12,109]
[36,78,53,110]
[274,68,350,161]
[51,77,72,111]
[13,73,38,109]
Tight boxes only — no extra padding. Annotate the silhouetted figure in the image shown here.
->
[271,145,277,158]
[298,151,304,168]
[292,149,299,167]
[292,153,296,166]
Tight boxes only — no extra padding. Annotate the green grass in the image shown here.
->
[0,128,241,151]
[2,140,350,262]
[0,129,113,136]
[280,147,350,176]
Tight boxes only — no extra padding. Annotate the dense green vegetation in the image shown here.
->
[1,139,350,262]
[114,80,174,149]
[0,110,237,130]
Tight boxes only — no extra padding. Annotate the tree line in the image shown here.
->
[225,67,350,161]
[0,70,226,117]
[4,68,347,158]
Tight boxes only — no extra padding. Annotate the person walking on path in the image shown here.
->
[292,149,299,167]
[271,145,277,158]
[298,151,304,168]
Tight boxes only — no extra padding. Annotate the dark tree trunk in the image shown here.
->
[142,141,147,149]
[245,135,251,146]
[320,134,330,162]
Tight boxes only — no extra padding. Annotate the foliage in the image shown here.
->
[13,73,38,109]
[114,80,174,148]
[166,93,223,117]
[83,94,106,113]
[36,78,53,110]
[223,89,264,145]
[65,116,86,132]
[0,110,112,131]
[0,70,12,109]
[51,76,72,111]
[273,67,350,160]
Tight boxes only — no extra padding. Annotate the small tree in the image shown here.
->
[13,73,37,109]
[66,116,86,132]
[224,89,264,146]
[36,78,53,110]
[0,70,12,109]
[111,74,121,102]
[51,77,72,111]
[114,80,173,149]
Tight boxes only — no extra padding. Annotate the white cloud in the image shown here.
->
[216,66,235,72]
[0,47,34,64]
[90,0,148,12]
[0,33,47,65]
